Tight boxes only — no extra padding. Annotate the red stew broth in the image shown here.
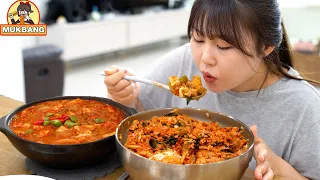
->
[9,99,125,145]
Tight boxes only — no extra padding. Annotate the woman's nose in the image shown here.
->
[201,45,216,66]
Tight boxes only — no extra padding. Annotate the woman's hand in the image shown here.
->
[250,126,309,180]
[250,125,276,180]
[104,65,140,108]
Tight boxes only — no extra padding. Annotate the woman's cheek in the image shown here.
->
[191,47,202,67]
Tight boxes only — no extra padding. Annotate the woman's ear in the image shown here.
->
[263,45,275,57]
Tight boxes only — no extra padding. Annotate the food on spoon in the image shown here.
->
[10,98,125,145]
[168,75,207,104]
[125,109,248,164]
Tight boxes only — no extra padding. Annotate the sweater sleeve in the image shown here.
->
[288,104,320,180]
[137,44,189,110]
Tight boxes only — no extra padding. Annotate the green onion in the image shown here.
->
[43,117,50,121]
[25,129,33,134]
[69,116,78,122]
[51,120,62,127]
[179,75,188,84]
[95,118,104,124]
[186,98,192,105]
[43,121,51,126]
[46,113,53,117]
[64,120,76,128]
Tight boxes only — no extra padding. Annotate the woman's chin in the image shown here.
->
[206,84,226,93]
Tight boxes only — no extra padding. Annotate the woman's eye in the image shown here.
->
[217,45,232,50]
[193,38,204,43]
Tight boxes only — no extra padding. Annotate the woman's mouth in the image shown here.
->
[202,72,216,83]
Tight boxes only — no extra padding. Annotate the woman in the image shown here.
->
[104,0,320,179]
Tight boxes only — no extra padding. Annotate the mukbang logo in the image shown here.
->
[0,0,47,36]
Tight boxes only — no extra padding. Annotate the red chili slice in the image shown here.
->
[59,119,67,123]
[62,115,70,120]
[50,115,69,121]
[33,120,44,126]
[175,89,179,96]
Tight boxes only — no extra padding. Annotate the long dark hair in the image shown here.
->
[187,0,313,87]
[17,2,34,16]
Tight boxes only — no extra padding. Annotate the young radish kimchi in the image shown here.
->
[10,98,125,145]
[125,109,248,164]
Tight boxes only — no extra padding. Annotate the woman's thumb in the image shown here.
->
[250,125,262,144]
[250,125,258,137]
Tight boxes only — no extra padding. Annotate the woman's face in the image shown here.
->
[190,32,266,93]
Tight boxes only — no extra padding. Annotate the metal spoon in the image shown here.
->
[100,72,206,102]
[100,72,170,90]
[117,172,129,180]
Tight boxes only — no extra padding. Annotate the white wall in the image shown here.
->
[0,0,25,102]
[278,0,320,8]
[19,0,320,50]
[281,6,320,42]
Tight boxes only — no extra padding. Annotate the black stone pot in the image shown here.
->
[0,96,138,169]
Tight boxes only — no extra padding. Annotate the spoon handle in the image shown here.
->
[123,75,153,85]
[117,172,129,180]
[100,72,170,90]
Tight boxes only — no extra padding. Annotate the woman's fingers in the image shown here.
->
[103,65,140,107]
[250,125,268,162]
[112,90,138,104]
[104,69,127,86]
[250,125,257,135]
[109,83,135,98]
[255,162,269,180]
[124,68,135,76]
[262,168,274,180]
[250,125,263,144]
[250,125,275,180]
[105,68,119,76]
[258,149,267,162]
[104,65,120,76]
[254,143,269,165]
[107,78,132,92]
